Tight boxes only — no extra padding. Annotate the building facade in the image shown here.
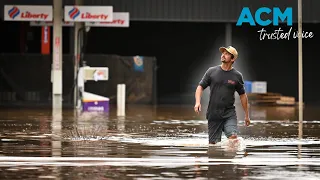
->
[1,0,320,23]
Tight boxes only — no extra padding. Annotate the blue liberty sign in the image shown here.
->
[236,7,292,26]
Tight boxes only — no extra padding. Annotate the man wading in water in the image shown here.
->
[194,46,250,145]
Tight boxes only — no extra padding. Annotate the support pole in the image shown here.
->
[74,0,84,108]
[117,84,126,116]
[52,0,63,109]
[225,23,232,45]
[298,0,303,140]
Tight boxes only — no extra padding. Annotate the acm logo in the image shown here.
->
[236,7,292,26]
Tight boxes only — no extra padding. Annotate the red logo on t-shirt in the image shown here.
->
[228,80,236,85]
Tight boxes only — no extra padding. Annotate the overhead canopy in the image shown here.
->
[1,0,320,23]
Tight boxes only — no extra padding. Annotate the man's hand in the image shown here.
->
[239,94,250,127]
[245,117,251,126]
[194,86,204,115]
[194,103,201,114]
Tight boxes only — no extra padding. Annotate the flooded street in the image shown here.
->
[0,104,319,179]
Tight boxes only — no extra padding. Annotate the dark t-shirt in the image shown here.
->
[199,65,245,119]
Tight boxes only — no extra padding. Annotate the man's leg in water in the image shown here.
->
[208,119,225,144]
[223,117,239,143]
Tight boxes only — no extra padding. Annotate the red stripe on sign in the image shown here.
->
[41,26,50,54]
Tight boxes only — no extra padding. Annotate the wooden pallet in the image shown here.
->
[247,92,297,106]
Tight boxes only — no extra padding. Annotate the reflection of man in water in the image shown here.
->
[207,146,243,179]
[207,146,237,159]
[194,46,251,145]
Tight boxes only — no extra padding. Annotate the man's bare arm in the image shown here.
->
[194,86,204,113]
[195,85,204,104]
[239,93,249,118]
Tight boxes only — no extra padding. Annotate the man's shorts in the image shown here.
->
[207,112,238,144]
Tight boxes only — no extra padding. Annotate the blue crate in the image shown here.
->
[244,81,252,93]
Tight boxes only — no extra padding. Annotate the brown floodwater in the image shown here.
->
[0,104,319,180]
